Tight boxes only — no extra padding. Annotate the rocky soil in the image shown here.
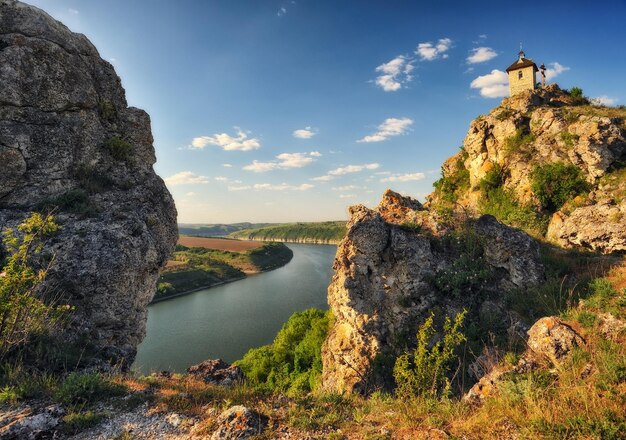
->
[0,0,177,364]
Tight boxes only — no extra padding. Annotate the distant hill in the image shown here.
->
[228,221,346,244]
[178,223,272,237]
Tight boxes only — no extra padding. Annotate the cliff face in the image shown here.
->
[321,191,544,393]
[0,1,177,364]
[428,84,626,253]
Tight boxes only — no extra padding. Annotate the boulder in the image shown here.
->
[187,359,244,387]
[0,0,177,365]
[211,406,268,440]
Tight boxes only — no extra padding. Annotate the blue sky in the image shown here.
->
[29,0,626,223]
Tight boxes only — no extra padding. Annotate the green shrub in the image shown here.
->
[479,187,548,237]
[478,164,507,193]
[432,148,470,204]
[73,165,115,194]
[569,87,584,99]
[575,311,597,328]
[531,162,590,212]
[55,372,126,406]
[236,309,332,395]
[105,137,133,162]
[0,213,65,360]
[495,109,514,121]
[98,100,117,122]
[560,131,579,148]
[393,311,467,399]
[38,189,99,217]
[504,125,536,155]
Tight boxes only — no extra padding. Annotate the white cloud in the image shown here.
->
[191,128,261,151]
[544,62,570,81]
[222,163,233,168]
[592,95,618,106]
[214,176,229,182]
[293,127,317,139]
[228,185,252,191]
[467,47,497,64]
[470,69,509,98]
[375,55,415,92]
[311,175,334,182]
[329,163,380,176]
[339,194,357,199]
[164,171,209,185]
[332,185,359,191]
[68,8,79,14]
[380,172,426,182]
[358,117,414,143]
[243,152,319,172]
[185,192,196,197]
[416,38,452,61]
[253,183,314,191]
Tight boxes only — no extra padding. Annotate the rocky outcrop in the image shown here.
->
[0,1,177,364]
[321,191,544,394]
[211,406,268,440]
[465,316,584,404]
[428,84,626,253]
[187,359,244,387]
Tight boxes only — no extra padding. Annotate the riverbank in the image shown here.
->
[228,221,346,244]
[154,239,293,302]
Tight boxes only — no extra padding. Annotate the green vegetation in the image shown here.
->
[478,164,507,193]
[229,221,346,243]
[479,187,548,237]
[531,162,590,212]
[155,242,293,300]
[55,372,126,406]
[0,213,64,360]
[236,309,332,395]
[104,137,133,162]
[559,131,579,148]
[72,164,115,194]
[98,100,117,122]
[432,148,470,204]
[61,411,106,435]
[566,86,590,105]
[503,124,535,156]
[38,189,99,217]
[393,311,466,399]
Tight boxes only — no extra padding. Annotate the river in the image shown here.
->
[132,243,337,374]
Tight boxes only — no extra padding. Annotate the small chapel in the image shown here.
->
[506,49,545,96]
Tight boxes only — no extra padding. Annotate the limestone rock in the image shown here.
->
[598,313,626,341]
[0,405,64,440]
[187,359,244,387]
[0,1,177,365]
[211,406,268,440]
[321,192,544,394]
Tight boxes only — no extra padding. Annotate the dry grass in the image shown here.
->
[177,236,263,252]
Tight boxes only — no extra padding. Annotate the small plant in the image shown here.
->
[478,163,507,193]
[575,311,597,328]
[393,310,467,399]
[479,187,548,237]
[55,372,126,406]
[531,162,590,212]
[495,109,514,121]
[504,125,536,155]
[98,100,117,122]
[433,148,470,204]
[560,131,579,148]
[73,165,115,194]
[38,189,99,217]
[399,222,422,233]
[105,137,133,162]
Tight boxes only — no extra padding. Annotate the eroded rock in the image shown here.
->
[211,406,268,440]
[0,0,177,365]
[187,359,244,387]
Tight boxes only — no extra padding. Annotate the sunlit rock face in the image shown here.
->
[0,0,177,365]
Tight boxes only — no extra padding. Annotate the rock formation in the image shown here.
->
[0,0,177,365]
[428,84,626,253]
[321,190,544,394]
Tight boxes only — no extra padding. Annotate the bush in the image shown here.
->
[478,164,507,193]
[560,131,579,148]
[393,310,467,399]
[569,87,584,99]
[0,213,65,360]
[38,189,99,217]
[61,410,105,434]
[479,187,549,237]
[104,137,133,162]
[433,149,470,204]
[236,309,332,395]
[55,372,126,406]
[531,162,590,212]
[504,126,535,155]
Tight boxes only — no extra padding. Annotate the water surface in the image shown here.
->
[133,243,336,373]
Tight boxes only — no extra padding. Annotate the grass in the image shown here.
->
[479,187,548,238]
[229,221,346,243]
[503,125,536,156]
[105,137,133,162]
[37,189,99,217]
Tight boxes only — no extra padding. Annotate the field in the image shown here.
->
[177,236,263,252]
[155,238,293,301]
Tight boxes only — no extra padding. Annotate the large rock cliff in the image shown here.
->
[321,190,544,393]
[0,1,177,365]
[428,84,626,253]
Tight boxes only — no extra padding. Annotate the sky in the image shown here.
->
[28,0,626,223]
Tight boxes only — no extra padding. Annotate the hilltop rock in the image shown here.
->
[187,359,244,387]
[211,406,268,440]
[321,192,544,394]
[427,84,626,253]
[0,1,177,365]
